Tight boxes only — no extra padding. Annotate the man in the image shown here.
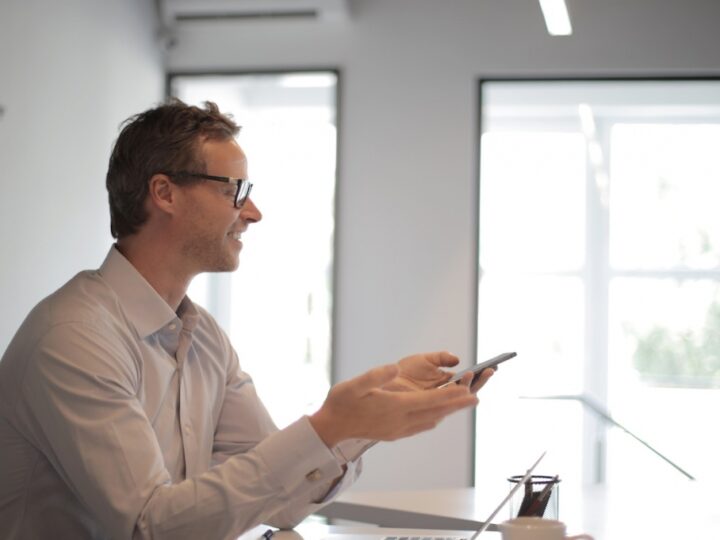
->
[0,100,492,539]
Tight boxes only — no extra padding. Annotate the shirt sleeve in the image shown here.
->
[210,350,362,529]
[14,322,353,540]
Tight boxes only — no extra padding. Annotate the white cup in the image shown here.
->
[499,517,593,540]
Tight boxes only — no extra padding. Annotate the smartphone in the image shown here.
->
[439,351,517,388]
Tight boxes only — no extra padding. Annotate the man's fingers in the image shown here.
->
[317,360,481,444]
[403,393,479,431]
[470,367,495,393]
[380,391,477,441]
[427,351,460,368]
[351,364,399,394]
[384,381,476,414]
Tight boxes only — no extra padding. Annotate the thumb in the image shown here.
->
[432,351,460,368]
[352,364,399,393]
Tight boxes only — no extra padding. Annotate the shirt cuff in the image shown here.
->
[255,416,344,497]
[312,458,362,504]
[332,438,377,464]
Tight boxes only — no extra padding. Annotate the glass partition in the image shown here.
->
[475,78,720,487]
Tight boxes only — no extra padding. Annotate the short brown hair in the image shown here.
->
[106,99,240,238]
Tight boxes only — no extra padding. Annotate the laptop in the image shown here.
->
[321,452,546,540]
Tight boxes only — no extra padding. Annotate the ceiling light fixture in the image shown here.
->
[538,0,573,36]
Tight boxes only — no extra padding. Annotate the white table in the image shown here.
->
[316,481,720,539]
[237,522,499,540]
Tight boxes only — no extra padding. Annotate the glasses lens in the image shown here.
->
[235,181,252,208]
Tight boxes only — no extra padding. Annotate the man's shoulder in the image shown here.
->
[0,270,130,409]
[5,270,128,357]
[42,270,123,329]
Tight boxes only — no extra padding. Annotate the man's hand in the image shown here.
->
[309,364,478,448]
[385,351,494,393]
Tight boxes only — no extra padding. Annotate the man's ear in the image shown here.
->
[147,173,178,214]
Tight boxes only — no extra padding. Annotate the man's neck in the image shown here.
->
[115,237,193,311]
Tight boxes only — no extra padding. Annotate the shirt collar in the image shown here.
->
[98,246,181,339]
[177,295,200,333]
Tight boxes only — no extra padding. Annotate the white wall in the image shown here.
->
[163,0,720,491]
[0,0,163,350]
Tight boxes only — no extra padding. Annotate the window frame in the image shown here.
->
[165,67,343,418]
[474,75,720,485]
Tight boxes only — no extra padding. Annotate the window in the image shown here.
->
[169,72,338,427]
[474,79,720,488]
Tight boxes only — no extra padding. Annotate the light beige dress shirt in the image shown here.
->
[0,247,365,539]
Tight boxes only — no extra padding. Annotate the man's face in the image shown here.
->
[178,138,262,274]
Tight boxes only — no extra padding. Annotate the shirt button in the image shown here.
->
[168,323,177,331]
[305,469,323,482]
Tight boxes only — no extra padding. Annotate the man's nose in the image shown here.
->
[241,197,262,223]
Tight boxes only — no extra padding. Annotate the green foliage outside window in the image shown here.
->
[631,302,720,388]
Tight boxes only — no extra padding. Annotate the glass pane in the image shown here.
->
[186,273,209,311]
[478,275,585,395]
[230,114,336,425]
[172,73,337,427]
[480,132,586,272]
[475,394,584,496]
[610,124,720,270]
[479,79,720,492]
[608,278,720,482]
[610,278,720,386]
[475,275,584,486]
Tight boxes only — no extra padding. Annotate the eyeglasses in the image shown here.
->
[165,172,253,208]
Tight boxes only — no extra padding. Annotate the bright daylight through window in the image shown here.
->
[170,72,338,428]
[474,79,720,488]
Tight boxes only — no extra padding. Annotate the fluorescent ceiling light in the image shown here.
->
[538,0,573,36]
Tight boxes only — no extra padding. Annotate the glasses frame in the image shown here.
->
[164,171,253,208]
